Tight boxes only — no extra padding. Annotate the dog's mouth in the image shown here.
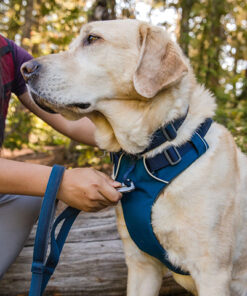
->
[30,91,58,114]
[29,87,92,118]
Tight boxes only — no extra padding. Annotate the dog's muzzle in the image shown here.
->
[31,92,58,114]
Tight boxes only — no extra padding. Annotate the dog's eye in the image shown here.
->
[86,35,100,45]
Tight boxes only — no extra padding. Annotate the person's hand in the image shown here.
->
[57,167,122,212]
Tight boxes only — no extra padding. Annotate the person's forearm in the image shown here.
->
[0,158,121,212]
[0,158,51,196]
[57,116,97,146]
[19,92,97,146]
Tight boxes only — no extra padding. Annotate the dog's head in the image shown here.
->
[21,19,188,119]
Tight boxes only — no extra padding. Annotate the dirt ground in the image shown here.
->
[1,145,113,174]
[1,146,66,165]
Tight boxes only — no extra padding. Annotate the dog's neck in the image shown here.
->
[88,75,216,156]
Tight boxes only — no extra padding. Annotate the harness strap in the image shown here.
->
[29,165,80,296]
[139,108,189,155]
[146,118,212,172]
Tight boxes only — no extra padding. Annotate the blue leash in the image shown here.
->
[29,164,134,296]
[29,165,80,296]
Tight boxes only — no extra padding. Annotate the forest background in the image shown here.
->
[0,0,247,167]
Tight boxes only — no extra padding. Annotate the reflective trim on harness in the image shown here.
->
[113,118,213,275]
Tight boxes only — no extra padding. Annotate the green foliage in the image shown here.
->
[69,144,111,167]
[4,96,33,150]
[156,0,247,152]
[215,88,247,153]
[1,0,247,164]
[4,95,70,150]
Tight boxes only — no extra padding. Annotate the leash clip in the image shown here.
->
[117,180,135,193]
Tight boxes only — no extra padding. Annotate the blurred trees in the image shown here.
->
[1,0,87,156]
[0,0,246,158]
[155,0,247,150]
[88,0,116,21]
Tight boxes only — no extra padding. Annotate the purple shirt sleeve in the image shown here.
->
[8,39,33,97]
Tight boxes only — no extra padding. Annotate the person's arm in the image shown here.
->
[0,158,121,212]
[19,91,97,146]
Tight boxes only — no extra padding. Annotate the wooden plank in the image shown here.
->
[0,208,191,296]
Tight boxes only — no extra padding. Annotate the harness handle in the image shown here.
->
[29,165,80,296]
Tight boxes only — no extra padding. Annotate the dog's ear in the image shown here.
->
[134,24,188,98]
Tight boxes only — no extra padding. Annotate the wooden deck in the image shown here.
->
[0,207,191,296]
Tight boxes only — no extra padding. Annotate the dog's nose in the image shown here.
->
[21,60,41,82]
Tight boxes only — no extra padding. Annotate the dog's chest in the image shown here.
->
[151,181,216,272]
[151,190,192,265]
[116,188,195,272]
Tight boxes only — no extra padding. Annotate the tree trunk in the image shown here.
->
[204,0,226,90]
[88,0,116,22]
[0,208,191,296]
[178,0,196,56]
[237,68,247,102]
[21,0,34,50]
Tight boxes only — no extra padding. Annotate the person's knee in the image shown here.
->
[15,195,42,226]
[0,195,41,279]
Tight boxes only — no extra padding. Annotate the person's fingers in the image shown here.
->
[112,181,122,188]
[98,181,122,203]
[91,191,113,205]
[59,168,121,212]
[86,199,112,212]
[92,170,122,202]
[96,170,121,187]
[97,192,119,206]
[98,200,117,208]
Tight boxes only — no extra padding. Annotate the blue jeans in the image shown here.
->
[0,194,41,279]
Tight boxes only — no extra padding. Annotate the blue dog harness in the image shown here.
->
[112,116,213,275]
[29,115,212,295]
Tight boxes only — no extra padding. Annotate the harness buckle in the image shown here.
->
[162,123,177,141]
[164,146,181,166]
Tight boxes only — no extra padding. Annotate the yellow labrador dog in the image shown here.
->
[21,20,247,296]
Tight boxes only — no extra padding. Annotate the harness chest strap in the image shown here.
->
[112,118,213,275]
